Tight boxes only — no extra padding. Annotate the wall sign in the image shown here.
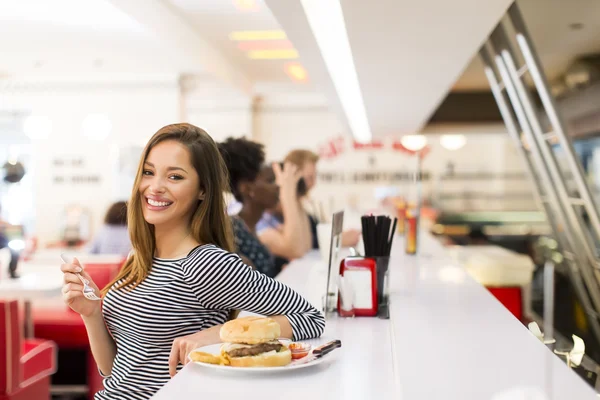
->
[318,135,431,159]
[52,156,102,185]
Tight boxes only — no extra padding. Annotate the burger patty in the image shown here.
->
[228,343,284,358]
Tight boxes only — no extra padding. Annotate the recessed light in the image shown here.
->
[247,49,299,60]
[23,115,53,140]
[400,135,427,151]
[285,63,308,82]
[229,30,287,41]
[440,134,466,150]
[82,114,112,141]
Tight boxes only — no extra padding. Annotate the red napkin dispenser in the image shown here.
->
[337,257,378,317]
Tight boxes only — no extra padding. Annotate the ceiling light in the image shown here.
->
[82,114,112,141]
[247,49,299,60]
[233,0,260,12]
[440,134,467,151]
[285,63,308,82]
[237,40,294,51]
[229,30,287,41]
[400,135,427,151]
[301,0,372,143]
[23,115,52,140]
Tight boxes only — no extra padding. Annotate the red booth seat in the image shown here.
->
[1,300,57,400]
[32,261,123,400]
[487,286,523,321]
[33,262,122,348]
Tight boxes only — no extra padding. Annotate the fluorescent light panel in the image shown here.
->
[233,0,260,12]
[300,0,372,143]
[247,49,299,60]
[229,30,287,41]
[236,40,294,51]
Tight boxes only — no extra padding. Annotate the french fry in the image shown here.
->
[221,352,231,366]
[190,351,223,365]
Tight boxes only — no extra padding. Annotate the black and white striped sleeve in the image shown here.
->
[181,245,325,341]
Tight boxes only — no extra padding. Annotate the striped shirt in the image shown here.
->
[95,244,325,400]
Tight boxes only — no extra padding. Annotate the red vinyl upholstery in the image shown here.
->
[32,261,123,400]
[487,286,523,321]
[0,300,57,400]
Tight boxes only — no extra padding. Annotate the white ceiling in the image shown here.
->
[267,0,514,139]
[165,0,294,83]
[0,0,298,88]
[1,0,600,135]
[0,0,195,77]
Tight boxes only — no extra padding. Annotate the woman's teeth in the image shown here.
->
[148,198,172,207]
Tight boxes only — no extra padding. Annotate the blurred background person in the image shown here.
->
[258,149,361,251]
[0,203,19,278]
[256,159,313,266]
[218,137,280,277]
[88,201,131,256]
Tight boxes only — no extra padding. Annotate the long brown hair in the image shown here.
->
[103,123,234,294]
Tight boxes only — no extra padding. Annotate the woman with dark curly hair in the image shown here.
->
[218,137,304,277]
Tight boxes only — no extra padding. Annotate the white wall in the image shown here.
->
[251,92,534,214]
[0,76,180,245]
[0,76,536,245]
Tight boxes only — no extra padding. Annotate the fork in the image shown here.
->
[60,254,102,301]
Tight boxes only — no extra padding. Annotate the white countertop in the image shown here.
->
[154,230,598,400]
[0,262,63,300]
[388,232,597,399]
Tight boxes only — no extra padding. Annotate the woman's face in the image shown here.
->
[301,161,317,191]
[249,165,280,210]
[139,140,203,229]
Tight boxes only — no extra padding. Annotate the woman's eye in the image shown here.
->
[142,170,153,176]
[169,175,183,181]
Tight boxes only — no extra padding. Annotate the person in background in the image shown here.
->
[217,137,280,277]
[258,149,360,250]
[254,159,313,263]
[60,123,325,400]
[88,201,131,257]
[0,204,19,278]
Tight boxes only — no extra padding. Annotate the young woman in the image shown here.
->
[218,137,304,277]
[60,124,325,400]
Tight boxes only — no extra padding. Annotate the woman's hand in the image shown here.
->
[168,325,222,377]
[341,229,361,247]
[61,257,102,318]
[272,162,301,198]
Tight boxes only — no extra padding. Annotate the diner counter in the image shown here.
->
[152,230,598,399]
[388,232,597,399]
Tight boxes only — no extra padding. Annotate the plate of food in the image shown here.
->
[189,316,341,372]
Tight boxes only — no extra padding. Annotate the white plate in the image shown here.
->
[188,343,328,372]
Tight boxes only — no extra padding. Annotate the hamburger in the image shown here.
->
[219,316,292,368]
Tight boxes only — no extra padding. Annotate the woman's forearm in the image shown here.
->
[82,309,117,376]
[271,315,293,339]
[279,192,311,257]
